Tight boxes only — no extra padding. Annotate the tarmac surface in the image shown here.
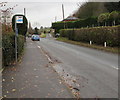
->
[2,35,119,98]
[2,38,73,98]
[37,35,118,98]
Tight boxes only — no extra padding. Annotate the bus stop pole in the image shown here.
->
[15,20,18,62]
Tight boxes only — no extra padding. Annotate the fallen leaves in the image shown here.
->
[73,87,80,91]
[25,80,28,83]
[2,79,5,82]
[3,95,7,98]
[12,89,16,92]
[35,76,39,78]
[45,64,49,67]
[72,90,80,99]
[34,68,37,71]
[11,77,14,80]
[25,73,28,75]
[11,67,16,71]
[34,85,38,87]
[59,81,62,84]
[6,91,9,94]
[47,93,51,96]
[11,77,15,82]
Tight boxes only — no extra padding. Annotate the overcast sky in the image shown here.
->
[2,0,117,28]
[2,1,86,28]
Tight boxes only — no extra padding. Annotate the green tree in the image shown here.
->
[104,2,120,12]
[109,11,119,25]
[74,2,108,19]
[34,27,39,34]
[98,13,109,26]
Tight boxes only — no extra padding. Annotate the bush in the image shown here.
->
[60,25,119,47]
[52,11,120,32]
[2,33,25,66]
[52,21,76,34]
[75,16,98,28]
[52,16,98,33]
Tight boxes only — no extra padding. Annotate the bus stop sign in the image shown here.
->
[16,16,23,23]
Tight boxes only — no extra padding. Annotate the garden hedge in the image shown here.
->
[52,11,120,33]
[2,33,25,66]
[60,25,120,47]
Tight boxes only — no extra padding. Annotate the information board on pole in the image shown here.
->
[16,16,23,23]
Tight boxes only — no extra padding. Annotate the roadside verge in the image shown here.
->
[56,37,119,54]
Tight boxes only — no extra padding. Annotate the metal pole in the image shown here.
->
[15,18,17,62]
[24,8,26,41]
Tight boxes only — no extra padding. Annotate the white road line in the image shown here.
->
[45,54,53,63]
[111,66,119,70]
[37,45,53,63]
[38,46,41,49]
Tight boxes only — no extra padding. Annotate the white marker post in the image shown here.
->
[104,42,107,47]
[15,16,23,62]
[90,41,92,45]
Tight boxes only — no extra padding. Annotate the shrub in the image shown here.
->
[60,25,119,47]
[2,33,25,66]
[75,16,98,28]
[52,16,98,32]
[52,11,120,32]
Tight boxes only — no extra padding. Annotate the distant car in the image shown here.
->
[31,35,40,41]
[28,34,32,38]
[55,33,60,38]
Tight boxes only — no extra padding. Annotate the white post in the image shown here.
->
[104,42,107,47]
[90,41,92,45]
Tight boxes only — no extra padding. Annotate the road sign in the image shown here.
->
[16,16,23,23]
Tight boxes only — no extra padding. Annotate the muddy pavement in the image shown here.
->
[2,38,74,98]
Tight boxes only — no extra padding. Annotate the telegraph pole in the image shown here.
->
[55,16,57,22]
[62,4,65,29]
[24,8,26,16]
[62,4,65,20]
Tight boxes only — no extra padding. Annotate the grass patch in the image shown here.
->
[40,33,46,38]
[56,37,119,54]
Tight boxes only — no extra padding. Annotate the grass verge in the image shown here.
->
[56,37,119,54]
[40,33,46,38]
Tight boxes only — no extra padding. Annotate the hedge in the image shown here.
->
[75,16,98,28]
[52,11,120,33]
[60,25,120,47]
[52,21,76,33]
[2,33,25,66]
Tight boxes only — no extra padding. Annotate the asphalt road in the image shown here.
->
[36,35,118,98]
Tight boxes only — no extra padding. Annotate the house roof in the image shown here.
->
[63,16,79,21]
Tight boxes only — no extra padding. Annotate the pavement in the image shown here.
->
[35,34,118,98]
[2,38,74,98]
